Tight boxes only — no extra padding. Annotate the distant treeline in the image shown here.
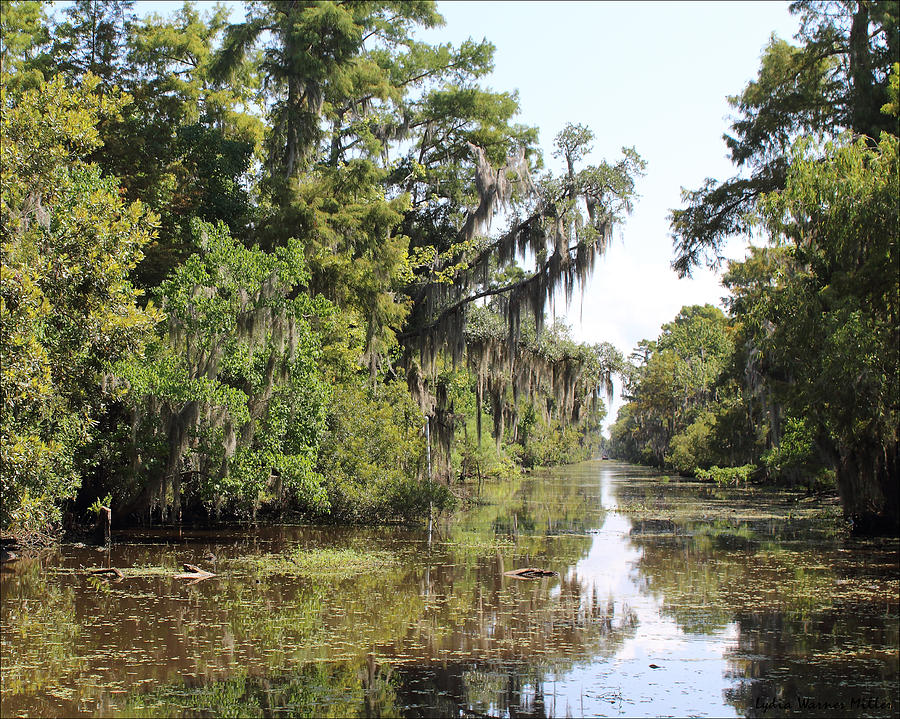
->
[611,0,898,534]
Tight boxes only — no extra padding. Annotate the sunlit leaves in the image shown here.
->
[670,1,899,275]
[749,132,899,528]
[0,74,157,533]
[120,220,333,518]
[611,305,734,469]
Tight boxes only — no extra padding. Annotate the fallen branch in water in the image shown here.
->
[503,567,557,579]
[173,563,216,582]
[89,567,124,579]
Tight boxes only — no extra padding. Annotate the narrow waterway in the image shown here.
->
[1,462,897,717]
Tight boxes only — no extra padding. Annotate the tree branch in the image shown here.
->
[397,229,587,343]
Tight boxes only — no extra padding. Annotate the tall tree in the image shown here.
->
[211,0,444,182]
[749,132,899,532]
[116,221,332,523]
[51,0,136,94]
[95,1,264,288]
[0,74,158,534]
[391,122,642,476]
[209,2,645,480]
[0,0,53,95]
[670,0,899,277]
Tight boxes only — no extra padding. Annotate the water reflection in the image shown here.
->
[1,462,897,717]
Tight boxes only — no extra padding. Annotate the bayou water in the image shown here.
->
[1,462,897,717]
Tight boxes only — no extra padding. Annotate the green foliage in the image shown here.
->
[0,0,53,95]
[118,220,331,520]
[619,130,897,529]
[87,493,112,518]
[314,376,453,523]
[761,415,831,490]
[0,74,157,533]
[2,1,641,532]
[127,1,262,138]
[671,1,898,276]
[666,412,718,475]
[463,307,617,456]
[439,310,619,474]
[515,418,588,468]
[90,2,263,289]
[695,465,757,488]
[274,160,413,372]
[457,434,517,482]
[750,132,899,528]
[51,0,135,92]
[202,3,643,492]
[882,61,899,118]
[117,120,257,289]
[211,0,444,181]
[609,305,733,468]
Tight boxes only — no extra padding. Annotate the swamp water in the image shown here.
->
[1,461,897,718]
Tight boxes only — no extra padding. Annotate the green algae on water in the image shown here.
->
[223,546,398,579]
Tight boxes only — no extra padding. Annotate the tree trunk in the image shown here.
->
[848,0,876,136]
[94,506,111,545]
[172,465,182,525]
[834,442,899,535]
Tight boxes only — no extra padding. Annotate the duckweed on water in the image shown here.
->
[44,549,400,582]
[48,565,180,579]
[4,463,897,719]
[223,546,398,579]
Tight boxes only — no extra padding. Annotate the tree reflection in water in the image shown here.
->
[1,463,897,718]
[621,470,899,719]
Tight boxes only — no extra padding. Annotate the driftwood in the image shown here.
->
[503,567,557,580]
[90,567,124,579]
[83,563,216,583]
[174,563,216,582]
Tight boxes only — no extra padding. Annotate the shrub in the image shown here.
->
[666,412,716,475]
[314,377,451,523]
[695,464,757,487]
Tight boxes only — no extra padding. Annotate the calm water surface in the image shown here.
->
[2,462,898,717]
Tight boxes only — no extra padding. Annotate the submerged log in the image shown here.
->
[174,563,216,581]
[503,567,557,580]
[90,567,124,579]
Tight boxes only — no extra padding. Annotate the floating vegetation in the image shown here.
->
[438,534,518,557]
[223,546,398,580]
[3,464,897,719]
[49,564,182,579]
[612,480,851,543]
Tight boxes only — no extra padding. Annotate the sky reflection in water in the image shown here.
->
[543,466,740,717]
[1,462,897,718]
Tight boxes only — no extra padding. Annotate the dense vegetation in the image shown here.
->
[2,1,896,539]
[1,0,631,538]
[611,1,898,533]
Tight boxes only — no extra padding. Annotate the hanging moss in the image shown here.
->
[397,133,642,469]
[118,221,330,522]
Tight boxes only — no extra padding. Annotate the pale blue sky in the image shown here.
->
[58,0,801,427]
